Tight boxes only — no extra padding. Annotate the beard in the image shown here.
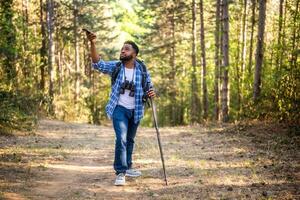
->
[119,54,133,62]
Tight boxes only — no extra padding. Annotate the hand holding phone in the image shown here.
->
[83,28,96,43]
[82,28,91,34]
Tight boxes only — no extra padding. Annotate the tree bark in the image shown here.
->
[280,0,288,68]
[200,0,208,120]
[22,0,30,83]
[170,4,177,125]
[73,0,80,106]
[56,36,62,95]
[46,0,55,114]
[240,0,247,114]
[191,0,200,123]
[290,0,299,69]
[214,0,221,121]
[221,0,230,122]
[248,0,256,76]
[253,0,266,101]
[40,0,47,91]
[275,0,284,73]
[235,8,242,117]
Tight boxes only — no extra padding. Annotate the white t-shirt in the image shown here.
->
[117,67,135,109]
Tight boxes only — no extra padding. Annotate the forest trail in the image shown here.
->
[0,119,299,200]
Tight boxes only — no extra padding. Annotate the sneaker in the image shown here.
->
[114,173,125,186]
[125,168,142,177]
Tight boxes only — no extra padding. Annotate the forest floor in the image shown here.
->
[0,119,299,200]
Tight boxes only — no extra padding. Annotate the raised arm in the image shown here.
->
[86,31,100,63]
[85,30,117,75]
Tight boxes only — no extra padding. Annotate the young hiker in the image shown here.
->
[86,31,156,186]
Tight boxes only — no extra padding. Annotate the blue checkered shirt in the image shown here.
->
[92,59,153,124]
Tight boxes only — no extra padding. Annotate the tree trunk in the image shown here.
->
[56,37,62,95]
[200,0,208,120]
[248,0,256,76]
[73,0,80,107]
[235,15,241,118]
[253,0,266,101]
[280,0,288,69]
[221,0,230,122]
[170,5,177,125]
[214,0,221,121]
[22,0,30,84]
[191,0,200,123]
[290,0,299,69]
[46,0,55,114]
[275,0,284,74]
[40,0,47,91]
[33,23,39,90]
[240,0,247,114]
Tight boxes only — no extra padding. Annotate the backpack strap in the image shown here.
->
[111,61,122,86]
[111,59,149,89]
[111,59,151,105]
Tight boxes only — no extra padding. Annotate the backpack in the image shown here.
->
[111,59,150,104]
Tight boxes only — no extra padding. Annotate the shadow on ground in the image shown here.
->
[0,119,299,199]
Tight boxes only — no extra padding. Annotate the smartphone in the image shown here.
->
[82,28,92,34]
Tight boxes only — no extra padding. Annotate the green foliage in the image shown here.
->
[0,0,17,86]
[0,0,299,128]
[275,73,300,123]
[0,90,41,135]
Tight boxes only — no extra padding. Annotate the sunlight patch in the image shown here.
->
[41,163,111,172]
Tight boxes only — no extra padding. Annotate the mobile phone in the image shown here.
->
[82,28,91,34]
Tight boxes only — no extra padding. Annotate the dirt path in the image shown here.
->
[0,119,299,199]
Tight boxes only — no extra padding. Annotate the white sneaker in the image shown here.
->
[125,169,142,177]
[114,173,125,186]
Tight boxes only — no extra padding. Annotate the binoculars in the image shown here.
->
[120,80,135,97]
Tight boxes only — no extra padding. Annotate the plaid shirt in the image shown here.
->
[92,59,153,124]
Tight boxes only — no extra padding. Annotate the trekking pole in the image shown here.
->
[149,98,168,186]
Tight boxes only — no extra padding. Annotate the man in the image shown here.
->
[86,31,156,186]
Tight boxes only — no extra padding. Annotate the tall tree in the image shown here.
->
[234,8,242,117]
[73,0,80,106]
[248,0,256,76]
[200,0,208,119]
[240,0,247,114]
[214,0,221,121]
[253,0,266,101]
[191,0,200,123]
[55,31,63,95]
[39,0,47,91]
[289,0,299,69]
[22,0,30,84]
[221,0,230,122]
[275,0,284,74]
[169,1,178,125]
[46,0,55,114]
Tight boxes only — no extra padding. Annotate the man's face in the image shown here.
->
[119,43,136,61]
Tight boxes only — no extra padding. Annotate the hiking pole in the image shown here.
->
[149,98,168,186]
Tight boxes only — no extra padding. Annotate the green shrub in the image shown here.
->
[0,90,41,135]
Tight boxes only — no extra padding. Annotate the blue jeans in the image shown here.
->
[112,105,140,175]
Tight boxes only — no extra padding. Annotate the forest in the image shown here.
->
[0,0,299,131]
[0,0,299,199]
